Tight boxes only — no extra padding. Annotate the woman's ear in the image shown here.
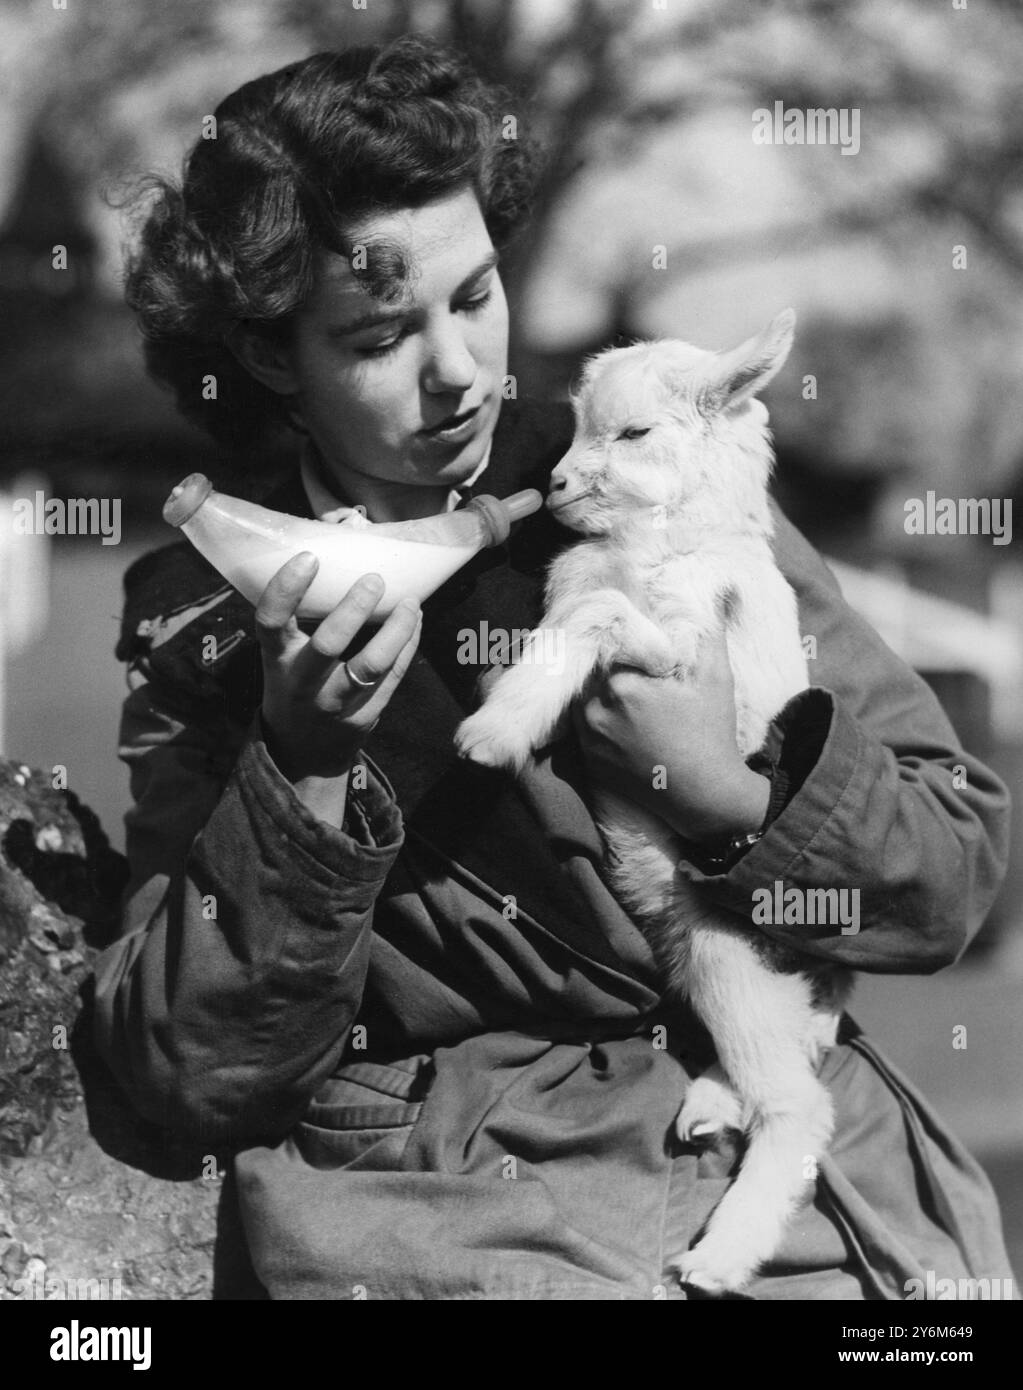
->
[226,324,300,396]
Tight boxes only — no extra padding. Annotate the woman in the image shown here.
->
[93,35,1014,1300]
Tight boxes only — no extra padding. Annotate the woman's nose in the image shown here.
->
[422,321,477,395]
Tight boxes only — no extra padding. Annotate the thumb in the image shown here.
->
[699,622,735,684]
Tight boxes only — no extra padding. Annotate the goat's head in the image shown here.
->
[547,309,796,535]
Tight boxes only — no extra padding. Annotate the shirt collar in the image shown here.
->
[299,439,492,522]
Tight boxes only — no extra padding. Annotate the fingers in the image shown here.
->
[344,616,422,729]
[342,597,421,691]
[572,686,615,747]
[294,573,387,683]
[254,553,320,661]
[362,605,423,704]
[695,626,735,690]
[595,667,648,709]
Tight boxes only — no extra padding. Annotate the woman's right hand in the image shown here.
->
[256,552,422,783]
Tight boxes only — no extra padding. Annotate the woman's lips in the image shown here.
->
[419,405,483,445]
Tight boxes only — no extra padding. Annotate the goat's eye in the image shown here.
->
[618,427,651,441]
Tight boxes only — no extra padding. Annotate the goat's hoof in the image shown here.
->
[458,738,503,768]
[454,715,525,771]
[673,1245,754,1297]
[676,1076,743,1144]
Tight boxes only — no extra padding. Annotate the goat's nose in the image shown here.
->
[548,472,567,493]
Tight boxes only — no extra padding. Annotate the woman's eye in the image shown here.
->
[355,290,493,359]
[618,427,651,441]
[461,288,493,315]
[356,332,407,360]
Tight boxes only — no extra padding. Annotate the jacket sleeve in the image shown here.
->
[684,503,1011,974]
[92,666,403,1147]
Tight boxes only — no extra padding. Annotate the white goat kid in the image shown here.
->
[455,310,852,1294]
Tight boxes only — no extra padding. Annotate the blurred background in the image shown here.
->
[0,0,1021,1284]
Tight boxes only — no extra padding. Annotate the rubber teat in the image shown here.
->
[465,490,542,547]
[367,488,543,546]
[163,474,213,527]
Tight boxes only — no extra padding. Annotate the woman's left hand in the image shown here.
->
[572,627,770,844]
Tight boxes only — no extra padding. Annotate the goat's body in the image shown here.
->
[455,319,852,1293]
[457,514,852,1291]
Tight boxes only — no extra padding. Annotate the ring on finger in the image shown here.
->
[343,660,377,689]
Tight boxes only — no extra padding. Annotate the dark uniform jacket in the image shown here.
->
[93,396,1015,1300]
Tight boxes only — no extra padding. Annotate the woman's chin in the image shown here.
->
[411,428,494,483]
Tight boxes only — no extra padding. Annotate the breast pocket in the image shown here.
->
[293,1057,432,1172]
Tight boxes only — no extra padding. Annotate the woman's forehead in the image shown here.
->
[307,188,494,315]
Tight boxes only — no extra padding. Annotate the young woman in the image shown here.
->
[93,35,1014,1300]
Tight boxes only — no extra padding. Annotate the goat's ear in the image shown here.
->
[698,309,795,415]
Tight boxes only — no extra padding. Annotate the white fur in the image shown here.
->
[455,311,852,1294]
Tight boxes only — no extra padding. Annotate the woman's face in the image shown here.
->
[280,185,509,508]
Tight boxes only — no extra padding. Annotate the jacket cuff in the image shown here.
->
[681,687,846,895]
[237,716,404,885]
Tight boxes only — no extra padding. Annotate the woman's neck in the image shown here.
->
[303,438,493,522]
[337,473,452,523]
[302,441,449,522]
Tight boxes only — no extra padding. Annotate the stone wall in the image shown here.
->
[0,757,228,1301]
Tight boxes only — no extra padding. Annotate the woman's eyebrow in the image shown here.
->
[328,249,500,338]
[457,247,500,290]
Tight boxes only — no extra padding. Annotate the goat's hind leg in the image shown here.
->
[676,1062,744,1143]
[671,929,834,1295]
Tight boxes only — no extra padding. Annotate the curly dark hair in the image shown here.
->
[124,36,541,449]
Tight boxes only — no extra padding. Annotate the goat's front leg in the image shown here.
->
[455,590,674,771]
